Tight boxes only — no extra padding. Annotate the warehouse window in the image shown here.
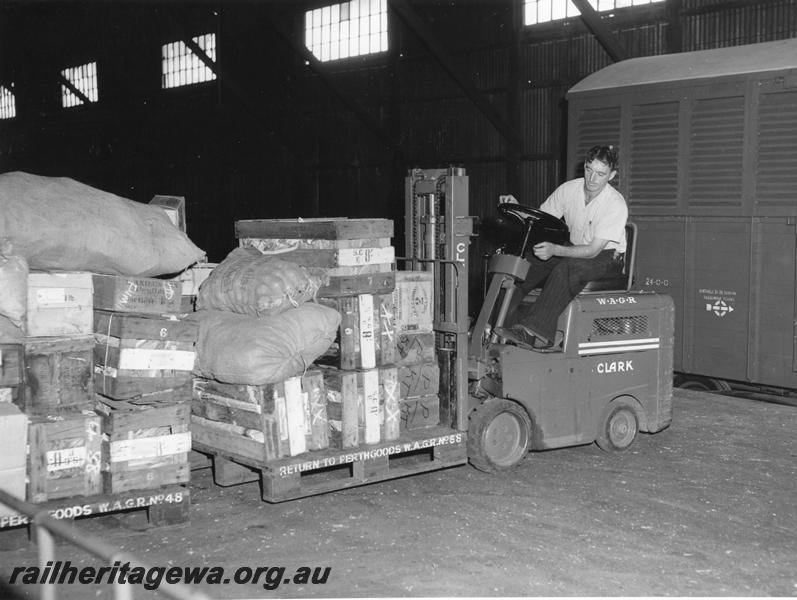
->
[0,84,15,119]
[61,62,98,108]
[524,0,665,25]
[305,0,388,63]
[161,33,217,89]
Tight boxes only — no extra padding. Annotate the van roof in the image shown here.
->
[568,37,797,95]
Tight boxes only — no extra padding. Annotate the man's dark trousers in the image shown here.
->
[505,249,621,342]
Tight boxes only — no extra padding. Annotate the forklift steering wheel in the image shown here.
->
[498,202,569,252]
[498,202,567,234]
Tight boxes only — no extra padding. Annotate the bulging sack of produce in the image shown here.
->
[0,171,205,276]
[191,302,341,385]
[196,247,323,317]
[0,241,28,329]
[0,314,24,342]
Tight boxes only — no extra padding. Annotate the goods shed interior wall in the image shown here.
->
[0,0,795,317]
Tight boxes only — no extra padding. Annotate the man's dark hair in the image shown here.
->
[585,145,619,171]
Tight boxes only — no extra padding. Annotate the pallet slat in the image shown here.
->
[200,427,466,503]
[0,485,190,529]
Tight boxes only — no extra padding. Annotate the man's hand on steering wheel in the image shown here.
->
[533,241,556,261]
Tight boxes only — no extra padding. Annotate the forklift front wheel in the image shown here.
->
[596,400,639,452]
[468,398,532,473]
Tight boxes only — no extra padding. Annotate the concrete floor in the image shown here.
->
[1,388,796,599]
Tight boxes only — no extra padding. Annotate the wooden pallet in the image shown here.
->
[0,484,190,530]
[194,426,467,503]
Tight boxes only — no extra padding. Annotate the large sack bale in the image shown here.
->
[0,242,27,329]
[197,247,323,317]
[0,171,205,276]
[191,302,341,385]
[0,315,24,343]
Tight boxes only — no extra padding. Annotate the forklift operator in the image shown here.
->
[498,144,627,349]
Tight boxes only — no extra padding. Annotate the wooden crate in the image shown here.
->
[323,366,399,448]
[93,310,197,400]
[398,361,440,399]
[0,343,23,405]
[200,426,467,503]
[396,331,436,365]
[313,271,395,299]
[240,237,391,252]
[263,246,395,269]
[235,218,396,299]
[0,403,27,519]
[235,218,393,241]
[27,272,93,337]
[172,263,217,314]
[191,371,329,463]
[400,394,440,430]
[27,410,102,503]
[393,271,434,333]
[95,398,191,494]
[92,274,182,314]
[96,382,192,405]
[150,195,186,232]
[318,293,397,370]
[21,335,94,414]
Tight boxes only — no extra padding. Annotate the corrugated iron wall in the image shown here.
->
[681,0,796,49]
[0,0,795,301]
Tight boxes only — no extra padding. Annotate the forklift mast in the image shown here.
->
[404,168,474,432]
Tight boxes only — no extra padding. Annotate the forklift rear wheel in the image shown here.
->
[596,401,639,452]
[468,398,532,473]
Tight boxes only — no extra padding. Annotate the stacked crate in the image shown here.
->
[191,370,329,461]
[91,274,196,492]
[172,262,217,312]
[0,403,28,516]
[23,272,95,414]
[234,218,400,448]
[393,271,440,431]
[22,272,100,502]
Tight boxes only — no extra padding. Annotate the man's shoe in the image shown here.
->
[494,326,535,350]
[513,324,552,349]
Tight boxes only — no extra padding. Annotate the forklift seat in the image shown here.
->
[580,222,637,293]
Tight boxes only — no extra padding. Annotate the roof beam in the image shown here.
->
[264,12,405,161]
[388,0,522,150]
[57,73,93,106]
[571,0,629,62]
[160,9,305,159]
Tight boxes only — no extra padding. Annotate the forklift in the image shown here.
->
[405,167,674,473]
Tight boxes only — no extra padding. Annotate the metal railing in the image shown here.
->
[0,489,211,600]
